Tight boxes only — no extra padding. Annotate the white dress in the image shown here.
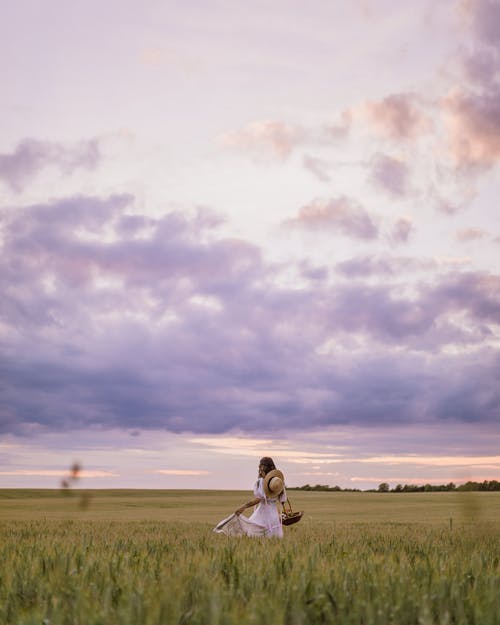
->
[213,513,267,537]
[213,477,287,538]
[248,477,287,538]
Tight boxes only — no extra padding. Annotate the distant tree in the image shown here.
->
[378,482,390,492]
[402,484,421,492]
[458,481,475,491]
[394,484,403,492]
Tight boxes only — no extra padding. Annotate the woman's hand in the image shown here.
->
[235,497,262,515]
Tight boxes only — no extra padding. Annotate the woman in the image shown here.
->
[234,457,287,538]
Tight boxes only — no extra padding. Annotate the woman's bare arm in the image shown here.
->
[235,497,262,515]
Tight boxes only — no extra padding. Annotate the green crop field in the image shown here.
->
[1,490,499,625]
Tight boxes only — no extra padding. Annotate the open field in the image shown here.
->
[1,490,499,624]
[2,488,500,525]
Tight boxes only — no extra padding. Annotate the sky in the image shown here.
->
[1,0,499,492]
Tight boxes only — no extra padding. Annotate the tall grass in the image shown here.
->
[1,518,498,625]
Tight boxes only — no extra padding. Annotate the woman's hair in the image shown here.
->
[259,457,276,475]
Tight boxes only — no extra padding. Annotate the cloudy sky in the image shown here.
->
[1,0,499,491]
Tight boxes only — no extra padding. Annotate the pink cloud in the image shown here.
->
[456,228,487,242]
[285,196,379,239]
[444,88,500,170]
[363,93,429,141]
[219,120,304,160]
[0,470,118,477]
[153,469,211,475]
[445,0,500,172]
[326,110,352,139]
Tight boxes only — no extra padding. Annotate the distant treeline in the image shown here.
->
[289,485,361,492]
[290,480,500,493]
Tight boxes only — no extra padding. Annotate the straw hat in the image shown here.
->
[263,469,285,498]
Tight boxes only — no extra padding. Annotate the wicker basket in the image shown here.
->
[281,497,303,526]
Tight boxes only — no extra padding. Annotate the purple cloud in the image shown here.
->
[469,0,500,51]
[389,217,414,244]
[0,138,101,192]
[336,255,435,278]
[462,48,499,86]
[302,155,331,182]
[322,273,499,349]
[428,271,500,325]
[370,152,410,197]
[432,352,500,423]
[1,195,499,436]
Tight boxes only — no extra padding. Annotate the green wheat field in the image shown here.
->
[1,489,499,625]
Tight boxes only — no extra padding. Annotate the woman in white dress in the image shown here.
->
[234,457,287,538]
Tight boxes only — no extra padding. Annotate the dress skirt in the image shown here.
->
[213,477,287,538]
